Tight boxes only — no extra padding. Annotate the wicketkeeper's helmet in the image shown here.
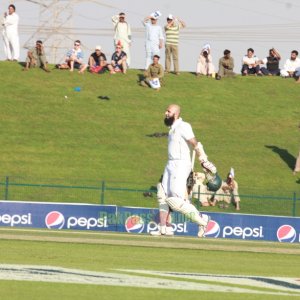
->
[206,173,222,192]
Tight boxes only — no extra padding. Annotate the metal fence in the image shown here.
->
[0,176,299,217]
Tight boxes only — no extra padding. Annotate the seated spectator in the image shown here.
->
[191,172,214,207]
[216,49,235,79]
[242,48,262,76]
[23,40,50,72]
[259,48,281,76]
[280,50,300,78]
[295,67,300,83]
[196,44,215,76]
[88,45,114,74]
[140,55,164,90]
[210,168,240,210]
[57,40,87,73]
[111,42,127,74]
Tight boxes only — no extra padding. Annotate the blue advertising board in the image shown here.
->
[0,200,299,243]
[0,201,116,231]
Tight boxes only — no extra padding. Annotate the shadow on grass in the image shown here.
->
[265,145,296,171]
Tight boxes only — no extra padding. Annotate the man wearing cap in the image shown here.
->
[164,14,185,75]
[23,40,50,72]
[142,12,164,70]
[210,168,240,210]
[112,12,132,67]
[88,45,114,74]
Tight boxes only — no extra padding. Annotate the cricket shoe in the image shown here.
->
[198,214,211,238]
[150,225,174,236]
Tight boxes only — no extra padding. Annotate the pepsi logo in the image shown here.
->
[205,220,220,238]
[277,225,296,243]
[125,215,144,233]
[45,211,65,229]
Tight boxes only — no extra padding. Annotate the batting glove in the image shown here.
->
[201,160,217,174]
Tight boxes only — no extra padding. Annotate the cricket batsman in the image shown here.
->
[151,104,221,237]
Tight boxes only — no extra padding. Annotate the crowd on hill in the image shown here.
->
[2,5,300,88]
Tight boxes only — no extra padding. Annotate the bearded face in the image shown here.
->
[164,114,175,127]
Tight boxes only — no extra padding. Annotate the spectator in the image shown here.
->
[140,54,164,90]
[164,14,185,75]
[216,49,235,79]
[88,45,114,74]
[259,48,281,76]
[23,40,50,72]
[142,12,164,70]
[210,168,240,210]
[196,44,215,77]
[280,50,300,78]
[2,4,19,61]
[241,48,262,76]
[295,67,300,83]
[64,40,87,73]
[111,42,127,74]
[112,12,132,67]
[192,172,214,207]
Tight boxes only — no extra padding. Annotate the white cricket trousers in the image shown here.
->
[162,160,192,200]
[145,41,160,69]
[3,31,20,60]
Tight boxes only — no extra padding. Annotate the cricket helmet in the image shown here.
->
[206,173,222,192]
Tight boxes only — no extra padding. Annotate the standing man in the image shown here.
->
[112,12,132,67]
[164,14,185,75]
[2,4,19,61]
[155,104,220,237]
[142,12,164,70]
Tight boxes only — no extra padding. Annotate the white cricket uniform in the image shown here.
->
[280,58,300,77]
[112,15,132,66]
[2,12,19,60]
[143,21,164,69]
[162,118,194,199]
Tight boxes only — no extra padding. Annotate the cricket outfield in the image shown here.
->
[0,228,299,300]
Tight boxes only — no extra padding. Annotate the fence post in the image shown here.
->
[5,176,9,200]
[292,192,296,217]
[100,180,105,204]
[196,185,200,209]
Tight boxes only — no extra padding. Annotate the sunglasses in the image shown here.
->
[74,43,80,46]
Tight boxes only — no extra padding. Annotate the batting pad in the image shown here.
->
[166,197,207,226]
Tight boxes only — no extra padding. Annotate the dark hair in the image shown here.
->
[8,4,16,11]
[36,40,43,44]
[75,40,81,44]
[153,55,160,59]
[224,49,230,55]
[247,48,254,53]
[119,12,125,16]
[292,50,298,56]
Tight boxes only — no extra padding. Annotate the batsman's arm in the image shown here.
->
[188,137,217,174]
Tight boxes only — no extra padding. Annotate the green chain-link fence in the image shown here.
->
[0,176,299,217]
